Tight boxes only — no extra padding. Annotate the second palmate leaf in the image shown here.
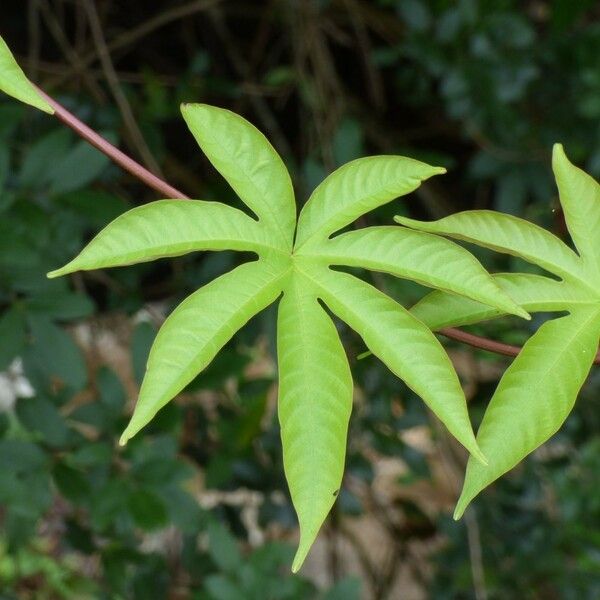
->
[398,144,600,518]
[49,103,527,570]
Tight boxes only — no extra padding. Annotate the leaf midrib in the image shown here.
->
[281,276,327,526]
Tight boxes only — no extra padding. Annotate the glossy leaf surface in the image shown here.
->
[553,144,600,280]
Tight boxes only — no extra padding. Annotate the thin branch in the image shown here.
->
[34,87,189,200]
[440,327,600,365]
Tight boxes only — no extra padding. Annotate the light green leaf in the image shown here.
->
[303,264,485,463]
[0,35,53,114]
[412,273,594,330]
[395,210,586,286]
[295,156,445,249]
[308,226,528,319]
[277,271,353,573]
[552,143,600,280]
[181,103,295,250]
[53,102,568,570]
[120,259,289,443]
[48,200,276,277]
[455,306,600,518]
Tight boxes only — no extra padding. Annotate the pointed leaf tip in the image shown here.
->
[291,524,322,572]
[119,429,132,446]
[453,504,465,521]
[472,446,488,467]
[453,483,476,520]
[278,276,352,573]
[552,142,565,160]
[551,143,570,174]
[0,35,54,113]
[291,549,307,573]
[47,268,64,279]
[514,306,532,321]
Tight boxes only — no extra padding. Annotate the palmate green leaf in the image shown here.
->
[0,35,53,114]
[302,262,486,463]
[277,271,353,572]
[454,306,600,518]
[181,103,295,251]
[120,258,289,443]
[305,226,528,319]
[412,273,594,330]
[48,200,278,277]
[295,156,445,250]
[50,103,531,570]
[399,144,600,516]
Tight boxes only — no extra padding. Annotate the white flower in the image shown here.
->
[0,359,35,412]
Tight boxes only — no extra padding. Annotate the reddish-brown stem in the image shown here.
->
[34,86,600,366]
[441,327,600,365]
[35,87,190,200]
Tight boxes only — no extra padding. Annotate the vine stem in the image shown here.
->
[36,87,600,366]
[35,87,190,199]
[440,327,600,365]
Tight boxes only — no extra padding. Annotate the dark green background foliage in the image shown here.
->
[0,1,599,597]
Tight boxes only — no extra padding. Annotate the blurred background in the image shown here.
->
[1,1,600,598]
